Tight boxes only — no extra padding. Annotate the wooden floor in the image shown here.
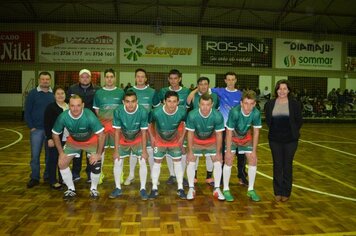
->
[0,121,355,236]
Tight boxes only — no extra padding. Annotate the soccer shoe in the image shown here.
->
[148,189,159,200]
[98,173,105,185]
[177,189,187,199]
[223,190,234,202]
[124,177,135,186]
[140,189,149,201]
[109,188,122,199]
[205,178,215,187]
[187,188,196,200]
[63,189,76,201]
[213,188,225,201]
[247,190,261,202]
[90,189,100,200]
[166,176,176,185]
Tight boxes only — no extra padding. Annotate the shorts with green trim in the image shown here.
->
[64,135,98,157]
[229,132,253,154]
[103,121,115,148]
[192,135,217,157]
[117,135,143,158]
[153,135,182,159]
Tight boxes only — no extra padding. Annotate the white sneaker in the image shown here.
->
[124,177,134,186]
[213,188,225,201]
[187,187,195,200]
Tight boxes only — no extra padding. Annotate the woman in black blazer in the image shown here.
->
[264,80,302,202]
[44,86,68,189]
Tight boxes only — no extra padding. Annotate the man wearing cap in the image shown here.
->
[67,69,100,182]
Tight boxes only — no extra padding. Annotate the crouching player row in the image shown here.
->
[185,90,262,202]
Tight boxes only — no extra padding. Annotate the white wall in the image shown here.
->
[328,78,341,92]
[345,78,356,90]
[259,75,272,92]
[119,72,135,88]
[182,73,197,88]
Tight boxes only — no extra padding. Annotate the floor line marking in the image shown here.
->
[302,128,356,142]
[256,170,356,202]
[257,144,356,191]
[0,128,23,151]
[299,139,356,157]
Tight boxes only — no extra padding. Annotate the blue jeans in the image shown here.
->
[29,129,49,181]
[47,141,64,184]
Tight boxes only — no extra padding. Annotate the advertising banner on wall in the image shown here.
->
[0,32,35,63]
[120,33,197,65]
[39,31,117,63]
[201,36,272,67]
[346,42,356,72]
[276,38,342,70]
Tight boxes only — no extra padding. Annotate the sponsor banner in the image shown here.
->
[276,38,342,70]
[0,32,35,63]
[201,36,272,67]
[39,31,117,63]
[120,33,197,65]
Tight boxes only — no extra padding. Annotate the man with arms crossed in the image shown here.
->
[93,68,124,184]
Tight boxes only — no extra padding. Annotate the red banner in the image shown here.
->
[0,32,35,63]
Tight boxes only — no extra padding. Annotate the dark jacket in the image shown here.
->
[44,102,65,141]
[264,98,303,141]
[66,83,100,113]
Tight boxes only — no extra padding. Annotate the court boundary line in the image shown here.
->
[257,141,356,201]
[0,128,23,151]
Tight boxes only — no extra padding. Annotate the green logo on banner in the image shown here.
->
[283,55,296,67]
[123,36,144,61]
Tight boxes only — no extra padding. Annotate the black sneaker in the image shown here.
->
[63,189,76,201]
[27,179,39,188]
[177,189,187,199]
[166,176,176,185]
[90,189,100,200]
[148,189,159,200]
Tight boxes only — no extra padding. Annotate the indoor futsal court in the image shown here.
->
[0,121,355,235]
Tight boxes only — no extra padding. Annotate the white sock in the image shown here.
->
[187,162,196,188]
[166,156,175,176]
[248,165,257,191]
[90,172,100,190]
[101,151,105,173]
[60,167,75,191]
[213,161,222,189]
[128,155,137,179]
[195,156,199,171]
[223,165,232,191]
[181,154,187,173]
[147,147,154,173]
[114,159,124,189]
[206,155,213,172]
[173,161,183,190]
[139,158,147,190]
[151,162,161,190]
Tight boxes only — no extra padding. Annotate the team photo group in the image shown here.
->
[25,68,302,204]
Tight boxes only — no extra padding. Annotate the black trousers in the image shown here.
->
[72,151,91,180]
[269,140,298,197]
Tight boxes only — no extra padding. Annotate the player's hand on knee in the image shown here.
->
[113,150,119,160]
[187,152,195,162]
[224,151,234,165]
[89,153,100,165]
[141,150,148,160]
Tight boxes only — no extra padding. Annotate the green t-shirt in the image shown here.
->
[186,108,224,139]
[157,86,190,107]
[112,104,148,141]
[52,108,104,142]
[226,105,262,138]
[151,105,186,141]
[93,87,124,122]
